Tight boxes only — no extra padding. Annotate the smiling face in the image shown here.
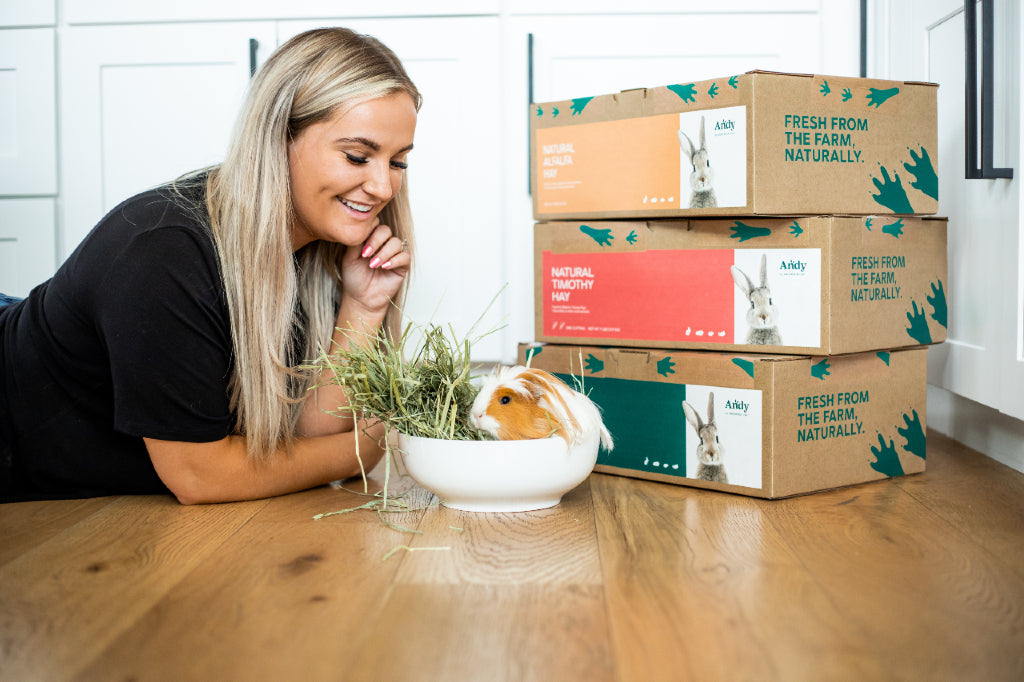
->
[287,92,417,251]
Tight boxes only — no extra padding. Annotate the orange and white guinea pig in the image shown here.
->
[469,366,613,450]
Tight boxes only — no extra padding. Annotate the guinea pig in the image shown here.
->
[469,366,613,450]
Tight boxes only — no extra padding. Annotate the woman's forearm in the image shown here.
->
[295,299,387,437]
[145,419,386,505]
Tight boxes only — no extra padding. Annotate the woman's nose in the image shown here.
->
[363,160,395,201]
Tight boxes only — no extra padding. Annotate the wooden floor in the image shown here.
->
[1,430,1023,681]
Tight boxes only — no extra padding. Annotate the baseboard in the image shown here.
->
[927,385,1024,474]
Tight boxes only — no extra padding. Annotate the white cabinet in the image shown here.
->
[59,22,277,257]
[872,0,1024,471]
[0,28,56,196]
[280,18,508,361]
[0,199,55,296]
[63,1,497,24]
[0,1,55,26]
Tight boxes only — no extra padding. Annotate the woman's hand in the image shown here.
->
[340,222,410,318]
[295,221,410,438]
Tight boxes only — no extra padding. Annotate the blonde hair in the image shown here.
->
[203,27,421,459]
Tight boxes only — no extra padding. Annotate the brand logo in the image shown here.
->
[779,259,808,273]
[724,399,750,414]
[714,119,735,132]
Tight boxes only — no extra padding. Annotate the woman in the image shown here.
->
[0,28,420,504]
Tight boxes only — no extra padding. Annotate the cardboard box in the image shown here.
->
[531,71,938,220]
[535,216,948,355]
[518,342,927,499]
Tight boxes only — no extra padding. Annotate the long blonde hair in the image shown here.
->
[204,27,421,460]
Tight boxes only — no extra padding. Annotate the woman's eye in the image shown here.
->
[390,159,409,170]
[345,153,369,165]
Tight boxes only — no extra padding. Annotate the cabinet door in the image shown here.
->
[0,29,56,196]
[64,1,497,24]
[60,23,276,258]
[875,0,1023,419]
[0,2,55,25]
[279,19,507,361]
[523,13,823,103]
[0,199,55,296]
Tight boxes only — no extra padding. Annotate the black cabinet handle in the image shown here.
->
[965,0,1013,179]
[528,32,534,197]
[249,38,259,78]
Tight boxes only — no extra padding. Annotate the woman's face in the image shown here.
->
[288,92,417,251]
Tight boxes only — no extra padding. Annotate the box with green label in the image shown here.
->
[518,342,927,498]
[535,215,947,355]
[531,70,938,220]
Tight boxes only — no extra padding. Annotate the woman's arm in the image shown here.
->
[145,418,385,505]
[294,224,409,437]
[293,297,384,437]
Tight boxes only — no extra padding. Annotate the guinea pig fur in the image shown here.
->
[469,366,613,450]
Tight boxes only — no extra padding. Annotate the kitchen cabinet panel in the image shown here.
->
[0,29,56,196]
[60,23,277,258]
[507,0,818,14]
[64,1,497,25]
[0,198,55,296]
[0,1,55,26]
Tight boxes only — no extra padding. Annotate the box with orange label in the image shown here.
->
[530,71,938,220]
[534,216,947,355]
[518,342,927,499]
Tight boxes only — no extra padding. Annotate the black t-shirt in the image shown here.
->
[0,179,235,501]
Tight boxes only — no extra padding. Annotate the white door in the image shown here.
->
[872,0,1023,420]
[60,23,277,259]
[279,18,507,361]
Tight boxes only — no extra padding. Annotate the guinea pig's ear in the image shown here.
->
[520,368,554,399]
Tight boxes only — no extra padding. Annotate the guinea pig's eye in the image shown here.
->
[500,396,511,405]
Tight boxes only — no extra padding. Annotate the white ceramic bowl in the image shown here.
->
[396,431,600,512]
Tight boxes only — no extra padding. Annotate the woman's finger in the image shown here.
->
[358,223,393,262]
[365,233,409,270]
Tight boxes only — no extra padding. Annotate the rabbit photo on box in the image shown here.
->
[731,253,782,345]
[469,366,614,450]
[678,115,718,208]
[682,392,728,483]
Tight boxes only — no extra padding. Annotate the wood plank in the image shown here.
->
[74,482,432,681]
[591,473,889,681]
[348,584,615,681]
[391,476,603,586]
[0,494,269,680]
[766,477,1024,681]
[896,430,1024,579]
[0,496,116,566]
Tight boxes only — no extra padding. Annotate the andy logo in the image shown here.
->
[779,259,807,273]
[724,399,750,414]
[714,119,735,132]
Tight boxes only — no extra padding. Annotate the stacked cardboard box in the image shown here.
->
[525,71,944,498]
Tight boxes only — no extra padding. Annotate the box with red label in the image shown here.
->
[535,216,947,355]
[518,342,927,499]
[531,71,938,220]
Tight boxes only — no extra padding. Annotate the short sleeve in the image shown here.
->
[96,225,234,442]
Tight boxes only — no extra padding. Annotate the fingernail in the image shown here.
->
[381,260,392,269]
[362,245,373,258]
[369,257,381,269]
